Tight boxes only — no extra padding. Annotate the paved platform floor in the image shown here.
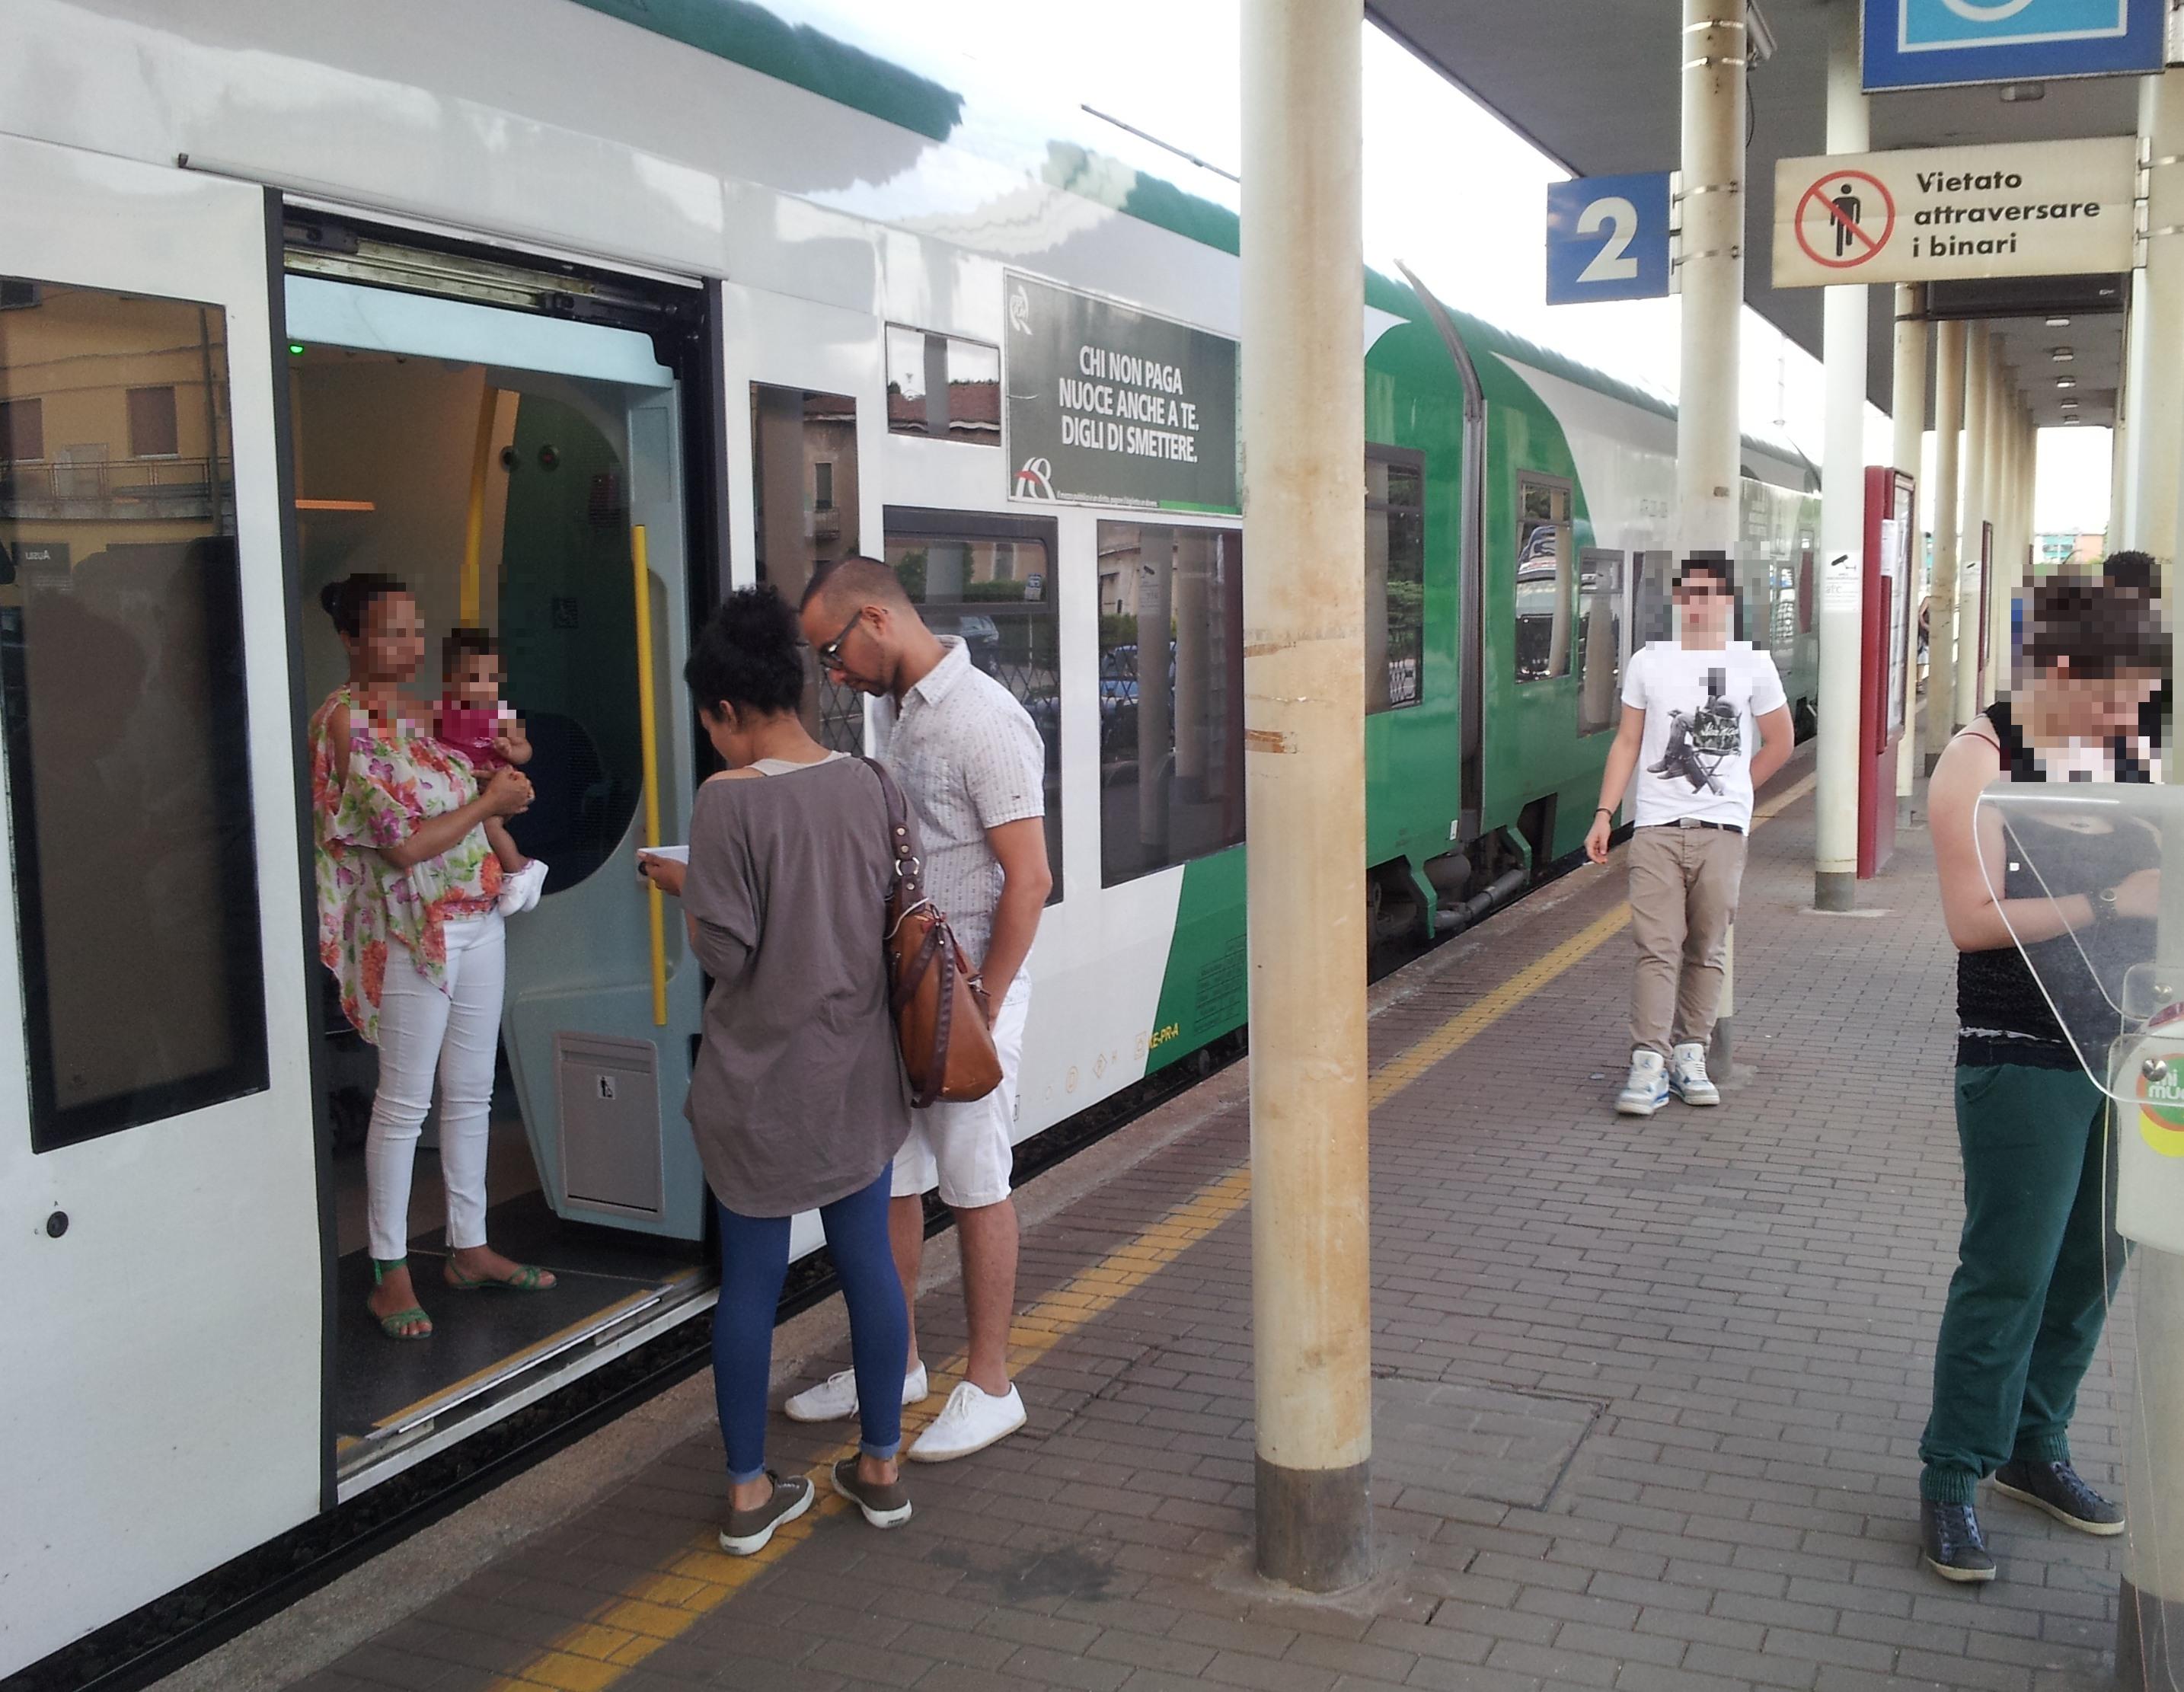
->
[274,753,2134,1692]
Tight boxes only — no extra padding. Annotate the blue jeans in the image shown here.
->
[714,1167,906,1485]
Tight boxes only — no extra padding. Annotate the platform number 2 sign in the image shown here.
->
[1546,172,1673,305]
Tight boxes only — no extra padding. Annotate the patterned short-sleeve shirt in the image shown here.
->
[310,685,501,1044]
[875,637,1045,966]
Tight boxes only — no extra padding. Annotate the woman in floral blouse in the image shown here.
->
[311,573,551,1339]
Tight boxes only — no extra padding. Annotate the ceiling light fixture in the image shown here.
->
[2051,347,2074,361]
[2046,315,2072,327]
[2057,376,2077,388]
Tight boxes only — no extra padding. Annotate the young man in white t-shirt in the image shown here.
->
[1585,557,1795,1116]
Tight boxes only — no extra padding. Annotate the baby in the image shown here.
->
[436,626,549,915]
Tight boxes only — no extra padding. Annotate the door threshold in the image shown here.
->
[335,1266,715,1500]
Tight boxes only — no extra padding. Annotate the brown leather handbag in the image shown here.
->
[862,759,1002,1108]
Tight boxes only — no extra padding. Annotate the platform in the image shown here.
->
[182,745,2133,1692]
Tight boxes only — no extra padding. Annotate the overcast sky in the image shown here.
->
[797,0,2110,535]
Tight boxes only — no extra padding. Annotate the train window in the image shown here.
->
[1632,551,1676,646]
[1576,549,1624,736]
[882,510,1062,895]
[885,326,1001,445]
[0,282,268,1151]
[1514,474,1573,684]
[1096,522,1244,886]
[751,382,864,749]
[1365,450,1424,714]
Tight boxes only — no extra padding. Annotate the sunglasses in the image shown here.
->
[814,605,864,669]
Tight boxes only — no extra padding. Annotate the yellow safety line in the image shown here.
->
[631,524,669,1026]
[459,388,498,626]
[484,768,1818,1692]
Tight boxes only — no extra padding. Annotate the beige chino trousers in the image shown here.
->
[1627,825,1747,1057]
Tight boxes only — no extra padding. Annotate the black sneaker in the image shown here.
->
[1920,1499,1997,1583]
[1992,1460,2126,1536]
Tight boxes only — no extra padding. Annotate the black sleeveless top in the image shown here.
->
[1956,700,2155,1068]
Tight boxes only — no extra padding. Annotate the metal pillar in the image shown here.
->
[1893,286,1929,803]
[1984,377,2013,708]
[1815,1,1866,912]
[2126,70,2184,557]
[1927,321,1965,768]
[1679,0,1747,1073]
[2119,72,2184,1687]
[1956,324,1991,734]
[1239,0,1373,1595]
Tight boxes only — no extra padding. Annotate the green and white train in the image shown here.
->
[0,0,1818,1676]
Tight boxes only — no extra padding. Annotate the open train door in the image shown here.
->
[0,142,321,1674]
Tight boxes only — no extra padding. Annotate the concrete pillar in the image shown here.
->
[1678,0,1746,1067]
[1239,0,1372,1594]
[1676,0,1745,558]
[1956,323,1991,733]
[2125,71,2184,557]
[1893,286,1929,801]
[1983,377,2012,707]
[1815,0,1866,913]
[1927,321,1965,768]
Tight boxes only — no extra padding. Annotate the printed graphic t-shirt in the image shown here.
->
[1621,640,1787,831]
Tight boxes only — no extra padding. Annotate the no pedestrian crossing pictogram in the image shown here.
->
[1794,168,1897,269]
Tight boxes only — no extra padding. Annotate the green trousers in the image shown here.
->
[1919,1062,2125,1504]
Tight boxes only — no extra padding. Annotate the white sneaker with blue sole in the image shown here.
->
[1670,1042,1721,1106]
[1615,1049,1669,1117]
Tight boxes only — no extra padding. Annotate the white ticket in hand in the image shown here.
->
[640,844,688,864]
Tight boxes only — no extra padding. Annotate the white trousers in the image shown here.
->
[366,913,506,1262]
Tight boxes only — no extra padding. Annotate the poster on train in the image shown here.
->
[1003,271,1239,513]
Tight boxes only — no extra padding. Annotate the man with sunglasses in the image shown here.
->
[1586,556,1794,1117]
[789,556,1051,1461]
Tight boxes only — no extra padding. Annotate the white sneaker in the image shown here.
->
[1614,1049,1669,1118]
[1670,1042,1720,1106]
[497,857,548,915]
[907,1381,1026,1462]
[782,1361,929,1424]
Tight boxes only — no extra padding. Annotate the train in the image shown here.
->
[0,0,1818,1678]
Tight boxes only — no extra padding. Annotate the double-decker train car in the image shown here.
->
[0,0,1816,1677]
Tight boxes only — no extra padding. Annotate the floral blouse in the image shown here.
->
[310,685,502,1043]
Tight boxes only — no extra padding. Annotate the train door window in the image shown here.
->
[1096,522,1244,886]
[885,326,1001,444]
[750,382,862,749]
[0,282,267,1151]
[1576,549,1624,735]
[1633,550,1676,646]
[1798,543,1815,634]
[1365,449,1424,713]
[1514,474,1573,683]
[881,510,1062,893]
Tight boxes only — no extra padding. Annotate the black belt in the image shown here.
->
[1643,817,1745,836]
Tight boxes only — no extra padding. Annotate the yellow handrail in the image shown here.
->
[458,387,498,624]
[631,523,668,1026]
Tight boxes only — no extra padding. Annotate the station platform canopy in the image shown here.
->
[1370,0,2131,427]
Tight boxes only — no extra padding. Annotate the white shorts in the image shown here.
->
[891,975,1030,1210]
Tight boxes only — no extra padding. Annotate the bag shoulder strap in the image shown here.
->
[859,756,924,905]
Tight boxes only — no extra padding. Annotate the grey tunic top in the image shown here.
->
[681,753,912,1217]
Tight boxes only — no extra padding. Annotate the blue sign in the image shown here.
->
[1544,173,1672,305]
[1863,0,2164,91]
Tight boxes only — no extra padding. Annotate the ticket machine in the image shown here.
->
[1858,467,1914,879]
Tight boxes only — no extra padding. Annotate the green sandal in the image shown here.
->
[444,1259,557,1293]
[370,1258,433,1340]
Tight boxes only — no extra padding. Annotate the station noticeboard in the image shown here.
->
[1863,0,2165,91]
[1771,136,2135,289]
[1544,172,1672,305]
[1003,271,1238,513]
